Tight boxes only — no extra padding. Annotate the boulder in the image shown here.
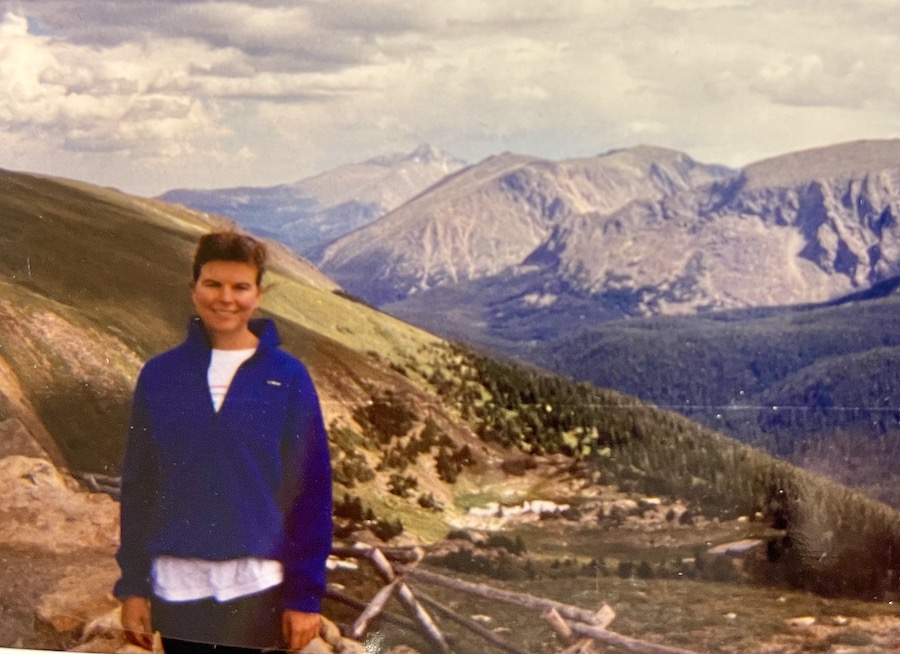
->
[35,559,119,637]
[0,455,119,552]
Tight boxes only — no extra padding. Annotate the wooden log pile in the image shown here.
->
[329,544,704,654]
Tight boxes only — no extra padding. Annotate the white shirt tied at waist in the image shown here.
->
[152,556,284,602]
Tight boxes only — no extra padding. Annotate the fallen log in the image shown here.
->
[545,608,574,640]
[332,544,424,564]
[72,472,121,499]
[395,582,451,654]
[396,565,603,625]
[411,586,536,654]
[565,618,701,654]
[545,607,612,654]
[401,566,702,654]
[325,585,420,633]
[336,544,450,653]
[350,578,400,639]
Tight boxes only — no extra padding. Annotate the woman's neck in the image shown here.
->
[209,328,259,351]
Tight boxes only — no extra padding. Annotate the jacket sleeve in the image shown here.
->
[113,372,159,599]
[280,365,333,613]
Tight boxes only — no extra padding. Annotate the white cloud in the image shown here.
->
[1,0,900,194]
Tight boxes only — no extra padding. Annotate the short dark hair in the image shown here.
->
[193,231,267,285]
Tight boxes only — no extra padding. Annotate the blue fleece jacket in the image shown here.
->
[114,318,333,613]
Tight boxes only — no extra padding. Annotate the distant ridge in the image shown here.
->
[741,138,900,190]
[159,144,466,256]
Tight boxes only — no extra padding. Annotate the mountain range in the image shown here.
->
[316,140,900,350]
[159,144,466,258]
[318,145,735,306]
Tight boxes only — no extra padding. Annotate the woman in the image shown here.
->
[114,232,333,653]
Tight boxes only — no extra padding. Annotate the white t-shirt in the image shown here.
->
[207,347,256,411]
[151,347,284,602]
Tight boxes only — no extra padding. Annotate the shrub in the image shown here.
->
[353,391,417,443]
[485,533,526,555]
[447,529,474,542]
[372,517,404,541]
[329,423,365,453]
[436,447,461,483]
[388,473,418,498]
[334,493,365,521]
[501,458,536,476]
[636,561,655,579]
[378,447,411,472]
[332,452,375,487]
[417,492,443,511]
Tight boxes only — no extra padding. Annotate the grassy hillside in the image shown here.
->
[2,166,900,606]
[0,168,445,474]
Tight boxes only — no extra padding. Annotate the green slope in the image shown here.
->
[0,168,444,473]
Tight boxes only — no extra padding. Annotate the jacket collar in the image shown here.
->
[186,316,281,353]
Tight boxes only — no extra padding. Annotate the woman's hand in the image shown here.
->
[121,596,153,649]
[282,610,321,651]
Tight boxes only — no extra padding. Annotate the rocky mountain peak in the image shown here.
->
[365,143,466,169]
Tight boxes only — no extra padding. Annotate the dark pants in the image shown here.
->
[151,586,283,652]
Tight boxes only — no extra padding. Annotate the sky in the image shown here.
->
[1,0,899,197]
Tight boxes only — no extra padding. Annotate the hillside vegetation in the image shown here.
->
[534,290,900,504]
[424,345,900,599]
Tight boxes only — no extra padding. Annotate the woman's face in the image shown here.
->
[191,260,261,347]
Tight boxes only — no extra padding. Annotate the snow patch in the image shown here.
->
[522,292,558,307]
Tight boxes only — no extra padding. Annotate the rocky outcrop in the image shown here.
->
[36,559,119,637]
[0,453,119,648]
[0,353,66,467]
[0,456,119,553]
